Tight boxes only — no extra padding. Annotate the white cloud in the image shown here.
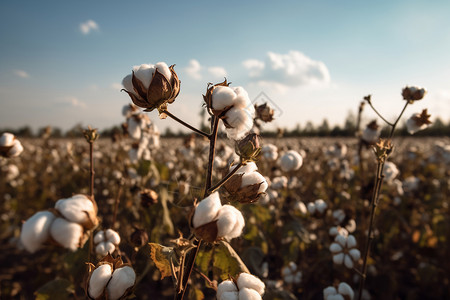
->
[79,20,99,35]
[243,50,330,87]
[13,70,29,78]
[110,83,123,90]
[208,66,227,78]
[60,96,87,109]
[185,59,202,80]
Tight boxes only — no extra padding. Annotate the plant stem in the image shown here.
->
[176,116,220,300]
[388,101,409,139]
[112,180,123,227]
[89,142,95,199]
[208,161,243,194]
[357,160,385,300]
[366,100,393,127]
[161,109,210,139]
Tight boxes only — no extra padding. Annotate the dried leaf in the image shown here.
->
[149,243,176,279]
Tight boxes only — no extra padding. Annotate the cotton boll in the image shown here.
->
[216,206,238,238]
[237,273,265,296]
[344,255,354,268]
[155,62,172,81]
[349,249,361,262]
[221,291,239,300]
[328,295,345,300]
[212,86,236,110]
[329,243,343,254]
[94,231,105,244]
[192,192,222,228]
[346,235,357,248]
[0,132,15,147]
[315,199,327,215]
[50,218,84,251]
[279,150,303,172]
[233,87,251,109]
[262,144,278,161]
[338,282,354,299]
[8,140,23,157]
[54,194,96,226]
[233,162,258,174]
[226,107,253,131]
[134,64,155,89]
[20,211,56,253]
[217,280,238,300]
[105,229,121,245]
[88,264,113,299]
[241,172,268,194]
[333,253,345,265]
[106,266,136,300]
[122,75,136,96]
[307,202,316,214]
[323,286,338,299]
[239,288,262,300]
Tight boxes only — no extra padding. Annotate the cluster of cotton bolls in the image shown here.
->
[261,144,278,161]
[207,83,255,140]
[122,104,160,163]
[0,132,24,158]
[307,199,328,217]
[94,229,121,257]
[216,272,265,300]
[326,143,348,159]
[323,282,354,300]
[279,150,303,172]
[87,256,136,300]
[20,194,98,252]
[329,234,360,269]
[192,192,245,242]
[281,261,302,285]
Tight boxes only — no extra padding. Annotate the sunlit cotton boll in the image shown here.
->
[216,205,245,240]
[54,194,96,227]
[270,176,288,190]
[94,229,121,256]
[225,106,255,140]
[20,211,56,253]
[217,280,238,300]
[383,161,399,182]
[279,150,303,172]
[106,266,136,300]
[192,192,222,228]
[329,234,360,269]
[406,115,430,134]
[237,273,265,296]
[50,217,84,251]
[88,264,113,299]
[262,144,278,161]
[239,288,262,300]
[307,199,328,216]
[0,132,24,158]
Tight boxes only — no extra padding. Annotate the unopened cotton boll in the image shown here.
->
[54,194,96,227]
[279,150,303,172]
[192,192,222,228]
[50,218,84,251]
[20,211,56,253]
[88,264,113,299]
[237,273,265,296]
[239,288,262,300]
[106,266,136,300]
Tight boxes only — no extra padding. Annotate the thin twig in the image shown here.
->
[366,100,393,127]
[208,161,243,194]
[161,109,210,139]
[89,142,95,199]
[204,116,220,198]
[388,101,409,139]
[112,180,124,227]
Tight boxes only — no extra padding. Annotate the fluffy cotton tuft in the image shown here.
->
[279,150,303,172]
[217,205,245,239]
[192,192,222,228]
[241,172,268,194]
[217,280,238,300]
[20,211,56,253]
[238,288,262,300]
[237,273,265,296]
[106,266,136,300]
[88,264,113,299]
[50,218,84,251]
[0,132,15,146]
[212,86,237,110]
[54,194,96,225]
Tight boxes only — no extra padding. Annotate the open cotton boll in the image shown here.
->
[338,282,354,299]
[192,192,222,228]
[106,266,136,300]
[105,229,121,245]
[54,194,95,225]
[237,273,265,296]
[216,205,242,239]
[8,140,24,157]
[155,62,172,81]
[221,291,239,300]
[127,117,142,140]
[122,75,136,96]
[0,132,15,147]
[279,150,303,172]
[217,280,238,300]
[241,172,268,194]
[323,286,338,299]
[233,162,258,174]
[20,211,56,253]
[134,64,155,89]
[232,87,251,109]
[88,264,113,299]
[50,218,84,251]
[212,86,236,110]
[239,288,262,300]
[94,231,105,244]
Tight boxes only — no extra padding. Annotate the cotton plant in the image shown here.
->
[0,132,24,158]
[329,234,361,269]
[307,199,328,217]
[94,229,121,257]
[279,150,303,172]
[405,109,432,134]
[281,262,302,285]
[20,194,98,253]
[216,272,265,300]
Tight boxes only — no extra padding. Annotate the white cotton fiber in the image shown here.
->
[50,218,84,251]
[88,264,113,299]
[106,266,136,300]
[192,192,222,228]
[20,211,56,253]
[237,273,265,296]
[134,64,155,89]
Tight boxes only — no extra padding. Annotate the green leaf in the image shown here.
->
[188,286,205,300]
[196,243,215,275]
[137,160,152,177]
[34,279,74,300]
[212,241,249,280]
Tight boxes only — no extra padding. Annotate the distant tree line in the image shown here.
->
[2,116,450,139]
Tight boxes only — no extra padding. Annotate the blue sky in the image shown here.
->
[1,0,449,133]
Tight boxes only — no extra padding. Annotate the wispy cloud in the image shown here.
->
[243,50,330,88]
[58,96,87,109]
[185,59,202,80]
[208,66,227,79]
[13,69,30,78]
[79,20,99,35]
[110,83,123,90]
